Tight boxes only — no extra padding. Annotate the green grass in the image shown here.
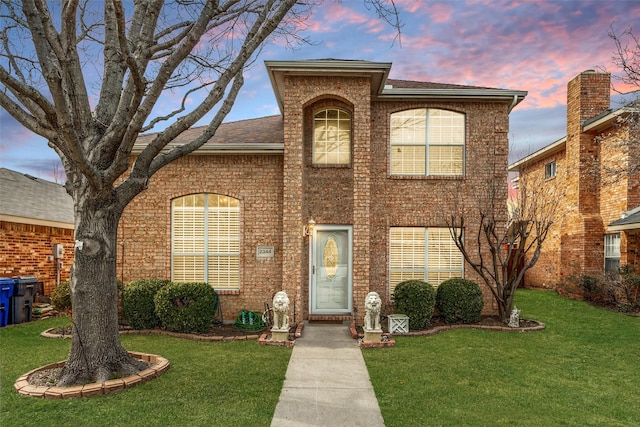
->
[363,289,640,426]
[2,291,639,426]
[0,317,291,427]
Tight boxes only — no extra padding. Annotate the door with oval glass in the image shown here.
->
[310,225,353,314]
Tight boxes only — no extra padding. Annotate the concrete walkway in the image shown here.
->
[271,322,385,426]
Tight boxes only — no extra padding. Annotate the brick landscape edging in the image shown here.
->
[349,321,396,348]
[41,327,261,342]
[258,321,305,347]
[14,352,169,399]
[349,319,546,342]
[388,320,546,337]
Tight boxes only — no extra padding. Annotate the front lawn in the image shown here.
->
[363,289,640,426]
[0,317,291,427]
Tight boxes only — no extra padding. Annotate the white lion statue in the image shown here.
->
[272,291,290,332]
[364,291,382,332]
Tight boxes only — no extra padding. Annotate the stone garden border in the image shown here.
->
[389,319,546,337]
[41,327,262,342]
[14,352,169,399]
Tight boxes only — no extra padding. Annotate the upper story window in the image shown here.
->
[390,108,465,176]
[545,161,557,179]
[313,108,351,165]
[172,194,240,290]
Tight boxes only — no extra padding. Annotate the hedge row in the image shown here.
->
[121,279,218,333]
[392,278,484,330]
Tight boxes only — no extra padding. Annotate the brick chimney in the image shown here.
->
[567,70,611,135]
[561,70,611,278]
[565,70,611,214]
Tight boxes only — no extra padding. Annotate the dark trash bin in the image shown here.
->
[10,276,37,324]
[0,278,16,327]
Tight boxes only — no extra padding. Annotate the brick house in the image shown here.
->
[509,70,639,289]
[0,168,74,296]
[119,59,527,323]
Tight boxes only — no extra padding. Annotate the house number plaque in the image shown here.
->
[256,246,275,259]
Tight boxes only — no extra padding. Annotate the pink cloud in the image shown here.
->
[429,3,451,23]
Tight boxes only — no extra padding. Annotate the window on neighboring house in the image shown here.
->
[604,233,621,273]
[389,227,464,296]
[313,108,351,165]
[390,108,465,176]
[545,161,557,179]
[172,194,240,290]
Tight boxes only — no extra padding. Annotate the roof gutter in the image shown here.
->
[508,137,566,172]
[583,107,628,132]
[379,88,527,107]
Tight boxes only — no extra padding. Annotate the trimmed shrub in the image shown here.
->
[436,278,484,324]
[51,280,72,312]
[154,282,218,333]
[576,274,608,303]
[121,278,170,329]
[392,280,436,330]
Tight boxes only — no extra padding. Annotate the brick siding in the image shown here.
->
[0,220,73,296]
[519,71,639,288]
[119,74,513,321]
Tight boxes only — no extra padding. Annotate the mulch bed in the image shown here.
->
[353,315,544,338]
[43,323,293,341]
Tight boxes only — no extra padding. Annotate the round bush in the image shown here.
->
[154,282,218,333]
[121,278,170,329]
[51,280,72,312]
[392,280,436,330]
[436,278,484,324]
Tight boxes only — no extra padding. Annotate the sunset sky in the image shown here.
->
[1,0,638,180]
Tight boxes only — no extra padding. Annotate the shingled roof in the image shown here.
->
[132,115,284,153]
[0,168,74,228]
[385,79,498,91]
[609,206,640,231]
[132,59,526,153]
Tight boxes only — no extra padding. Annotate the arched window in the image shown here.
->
[172,194,240,289]
[390,108,465,176]
[313,108,351,165]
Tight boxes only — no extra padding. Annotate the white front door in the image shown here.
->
[310,225,352,314]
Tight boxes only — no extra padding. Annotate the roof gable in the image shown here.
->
[0,168,74,227]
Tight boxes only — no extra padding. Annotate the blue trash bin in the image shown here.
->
[11,276,37,324]
[0,278,16,327]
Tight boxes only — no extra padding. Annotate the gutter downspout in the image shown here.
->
[508,95,518,113]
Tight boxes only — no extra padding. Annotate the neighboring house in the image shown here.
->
[0,168,74,296]
[509,70,639,290]
[119,59,527,323]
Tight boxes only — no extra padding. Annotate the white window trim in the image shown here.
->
[171,194,240,290]
[312,108,351,165]
[388,227,464,297]
[545,161,557,179]
[604,233,621,273]
[390,108,466,177]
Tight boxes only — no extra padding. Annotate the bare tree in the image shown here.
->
[445,173,562,323]
[596,26,640,185]
[0,0,400,386]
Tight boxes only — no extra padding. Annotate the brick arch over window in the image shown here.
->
[390,108,466,176]
[171,193,240,290]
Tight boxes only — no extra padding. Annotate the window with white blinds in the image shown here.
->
[604,233,620,273]
[172,194,240,289]
[389,227,463,296]
[390,108,465,176]
[313,108,351,165]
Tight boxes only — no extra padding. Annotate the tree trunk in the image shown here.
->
[57,187,145,386]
